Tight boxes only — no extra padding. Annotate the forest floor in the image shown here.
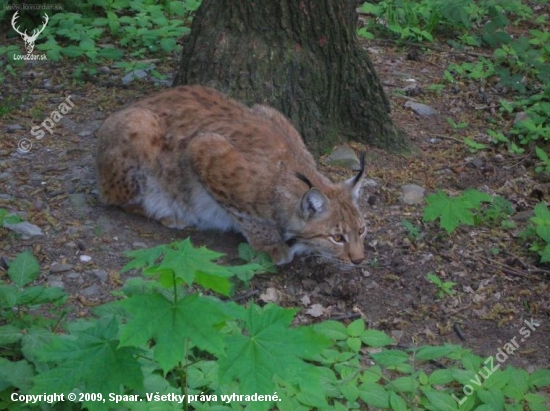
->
[0,34,549,374]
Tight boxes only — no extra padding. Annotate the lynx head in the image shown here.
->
[286,153,367,269]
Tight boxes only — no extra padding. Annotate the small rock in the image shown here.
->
[429,138,441,144]
[6,124,23,133]
[305,304,325,318]
[66,272,80,279]
[48,275,64,289]
[66,241,77,248]
[69,193,90,213]
[404,101,438,116]
[391,330,404,340]
[0,194,12,200]
[362,178,378,188]
[91,269,108,282]
[78,130,93,137]
[465,156,484,169]
[259,287,281,303]
[132,242,148,249]
[81,284,100,297]
[400,184,425,205]
[3,221,44,237]
[512,210,533,222]
[79,255,92,263]
[324,145,361,170]
[121,69,149,85]
[513,111,528,125]
[50,263,74,274]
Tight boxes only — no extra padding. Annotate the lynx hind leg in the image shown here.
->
[96,107,164,211]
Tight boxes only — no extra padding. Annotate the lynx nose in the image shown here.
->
[351,256,364,265]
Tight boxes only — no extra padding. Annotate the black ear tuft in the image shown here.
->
[351,151,366,188]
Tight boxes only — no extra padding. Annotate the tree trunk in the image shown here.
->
[173,0,408,156]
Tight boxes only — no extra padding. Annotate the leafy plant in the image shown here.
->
[1,244,549,410]
[525,202,550,263]
[0,208,23,226]
[1,0,201,80]
[464,137,488,152]
[423,189,514,234]
[401,219,421,241]
[423,189,492,234]
[426,272,457,298]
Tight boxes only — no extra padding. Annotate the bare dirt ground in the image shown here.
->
[1,32,549,376]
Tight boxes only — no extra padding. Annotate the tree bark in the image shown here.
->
[173,0,408,156]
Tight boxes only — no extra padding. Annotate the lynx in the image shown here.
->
[96,85,367,267]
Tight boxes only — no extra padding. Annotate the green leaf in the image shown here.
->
[8,251,40,287]
[33,316,143,404]
[79,37,95,51]
[428,369,454,385]
[539,243,550,263]
[477,388,505,410]
[389,391,408,411]
[0,285,19,307]
[525,393,548,404]
[358,382,389,408]
[21,326,54,366]
[17,286,66,305]
[530,369,550,388]
[423,388,459,410]
[313,320,348,341]
[533,202,550,220]
[423,190,491,234]
[0,358,34,391]
[122,244,167,273]
[119,293,229,373]
[360,329,394,347]
[346,337,362,352]
[160,37,176,52]
[98,47,124,60]
[461,353,483,372]
[464,137,488,151]
[0,325,22,344]
[414,344,461,361]
[347,318,365,337]
[218,304,330,395]
[390,376,419,393]
[502,367,529,400]
[370,350,409,367]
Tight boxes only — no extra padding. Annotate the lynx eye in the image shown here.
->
[359,227,366,236]
[330,234,345,243]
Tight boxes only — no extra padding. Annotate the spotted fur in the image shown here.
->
[96,85,367,266]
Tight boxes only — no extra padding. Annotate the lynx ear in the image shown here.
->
[300,188,329,220]
[345,151,366,202]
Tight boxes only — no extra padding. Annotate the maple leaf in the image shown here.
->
[423,189,492,234]
[121,244,168,273]
[122,238,264,296]
[32,316,143,411]
[218,304,331,404]
[119,293,229,373]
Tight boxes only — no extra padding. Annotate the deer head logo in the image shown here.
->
[11,11,49,54]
